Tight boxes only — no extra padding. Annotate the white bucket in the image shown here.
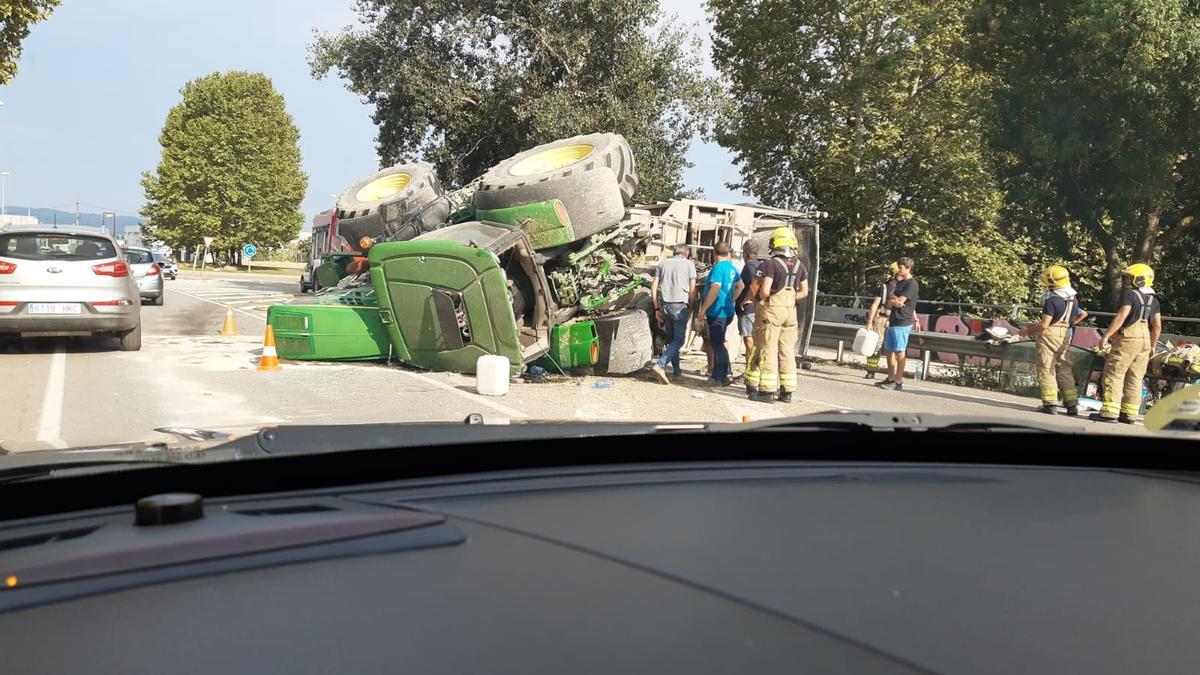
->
[852,328,879,356]
[476,355,511,396]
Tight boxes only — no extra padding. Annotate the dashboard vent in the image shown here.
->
[230,504,339,516]
[0,526,99,553]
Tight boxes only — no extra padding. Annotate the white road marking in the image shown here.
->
[394,369,529,419]
[167,286,271,322]
[34,340,68,448]
[902,383,1028,407]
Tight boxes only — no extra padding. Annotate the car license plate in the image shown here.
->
[28,303,82,315]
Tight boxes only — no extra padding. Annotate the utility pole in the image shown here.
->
[74,194,80,228]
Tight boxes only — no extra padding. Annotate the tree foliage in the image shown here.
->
[0,0,59,84]
[709,0,1029,305]
[141,72,308,259]
[968,0,1200,310]
[308,0,712,200]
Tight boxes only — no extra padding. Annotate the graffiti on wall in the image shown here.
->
[815,306,1196,366]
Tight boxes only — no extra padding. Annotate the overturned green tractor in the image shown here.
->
[272,133,820,377]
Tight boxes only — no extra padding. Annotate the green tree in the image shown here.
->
[709,0,1029,304]
[141,71,308,262]
[968,0,1200,310]
[0,0,58,85]
[308,0,712,200]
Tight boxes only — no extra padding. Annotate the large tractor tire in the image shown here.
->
[594,306,654,376]
[473,133,638,246]
[336,164,444,251]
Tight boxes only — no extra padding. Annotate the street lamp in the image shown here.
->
[102,211,117,237]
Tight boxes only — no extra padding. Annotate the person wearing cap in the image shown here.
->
[737,240,764,395]
[864,263,899,380]
[1092,263,1162,424]
[745,227,809,403]
[1018,265,1081,416]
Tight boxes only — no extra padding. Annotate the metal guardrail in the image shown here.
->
[818,292,1200,325]
[810,321,1079,382]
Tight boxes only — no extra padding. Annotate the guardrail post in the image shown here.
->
[836,340,845,364]
[921,350,932,382]
[1010,304,1020,322]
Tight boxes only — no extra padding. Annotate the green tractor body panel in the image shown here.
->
[314,252,362,289]
[473,199,573,250]
[267,301,391,362]
[535,320,599,371]
[368,222,534,375]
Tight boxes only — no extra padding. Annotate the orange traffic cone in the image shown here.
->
[257,325,282,371]
[219,306,238,336]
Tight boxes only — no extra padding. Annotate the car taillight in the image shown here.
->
[92,261,129,277]
[0,261,16,274]
[92,299,133,306]
[147,263,160,276]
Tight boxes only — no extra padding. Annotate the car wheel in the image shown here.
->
[337,164,444,251]
[152,293,164,306]
[473,133,638,245]
[118,322,142,351]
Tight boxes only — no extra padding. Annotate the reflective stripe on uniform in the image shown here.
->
[1035,324,1076,406]
[1100,323,1151,418]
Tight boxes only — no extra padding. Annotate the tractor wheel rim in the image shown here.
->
[510,144,596,176]
[355,173,412,203]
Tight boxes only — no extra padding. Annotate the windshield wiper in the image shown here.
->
[0,458,190,485]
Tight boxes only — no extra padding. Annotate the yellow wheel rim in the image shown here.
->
[355,173,412,203]
[510,144,595,177]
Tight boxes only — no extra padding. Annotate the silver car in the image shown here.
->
[0,226,142,350]
[123,247,164,305]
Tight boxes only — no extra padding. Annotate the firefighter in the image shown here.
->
[746,227,809,403]
[1092,263,1162,424]
[1017,265,1080,416]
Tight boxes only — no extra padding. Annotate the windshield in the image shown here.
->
[0,0,1197,455]
[0,233,116,261]
[122,249,153,264]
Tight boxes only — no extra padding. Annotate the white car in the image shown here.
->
[0,226,142,350]
[152,253,178,280]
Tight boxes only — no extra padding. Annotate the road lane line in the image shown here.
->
[167,286,270,322]
[394,369,529,419]
[34,340,68,448]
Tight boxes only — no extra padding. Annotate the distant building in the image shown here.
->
[0,214,39,227]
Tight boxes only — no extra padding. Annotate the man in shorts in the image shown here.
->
[878,257,919,391]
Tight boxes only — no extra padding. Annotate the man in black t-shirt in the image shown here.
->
[737,240,763,384]
[878,257,919,391]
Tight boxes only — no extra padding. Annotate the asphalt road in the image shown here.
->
[0,269,1152,452]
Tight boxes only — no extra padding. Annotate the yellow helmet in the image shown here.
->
[1125,263,1154,288]
[1041,264,1070,290]
[769,227,798,253]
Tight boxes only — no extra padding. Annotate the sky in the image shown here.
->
[0,0,746,227]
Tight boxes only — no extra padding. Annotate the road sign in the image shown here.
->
[203,236,214,247]
[243,244,258,258]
